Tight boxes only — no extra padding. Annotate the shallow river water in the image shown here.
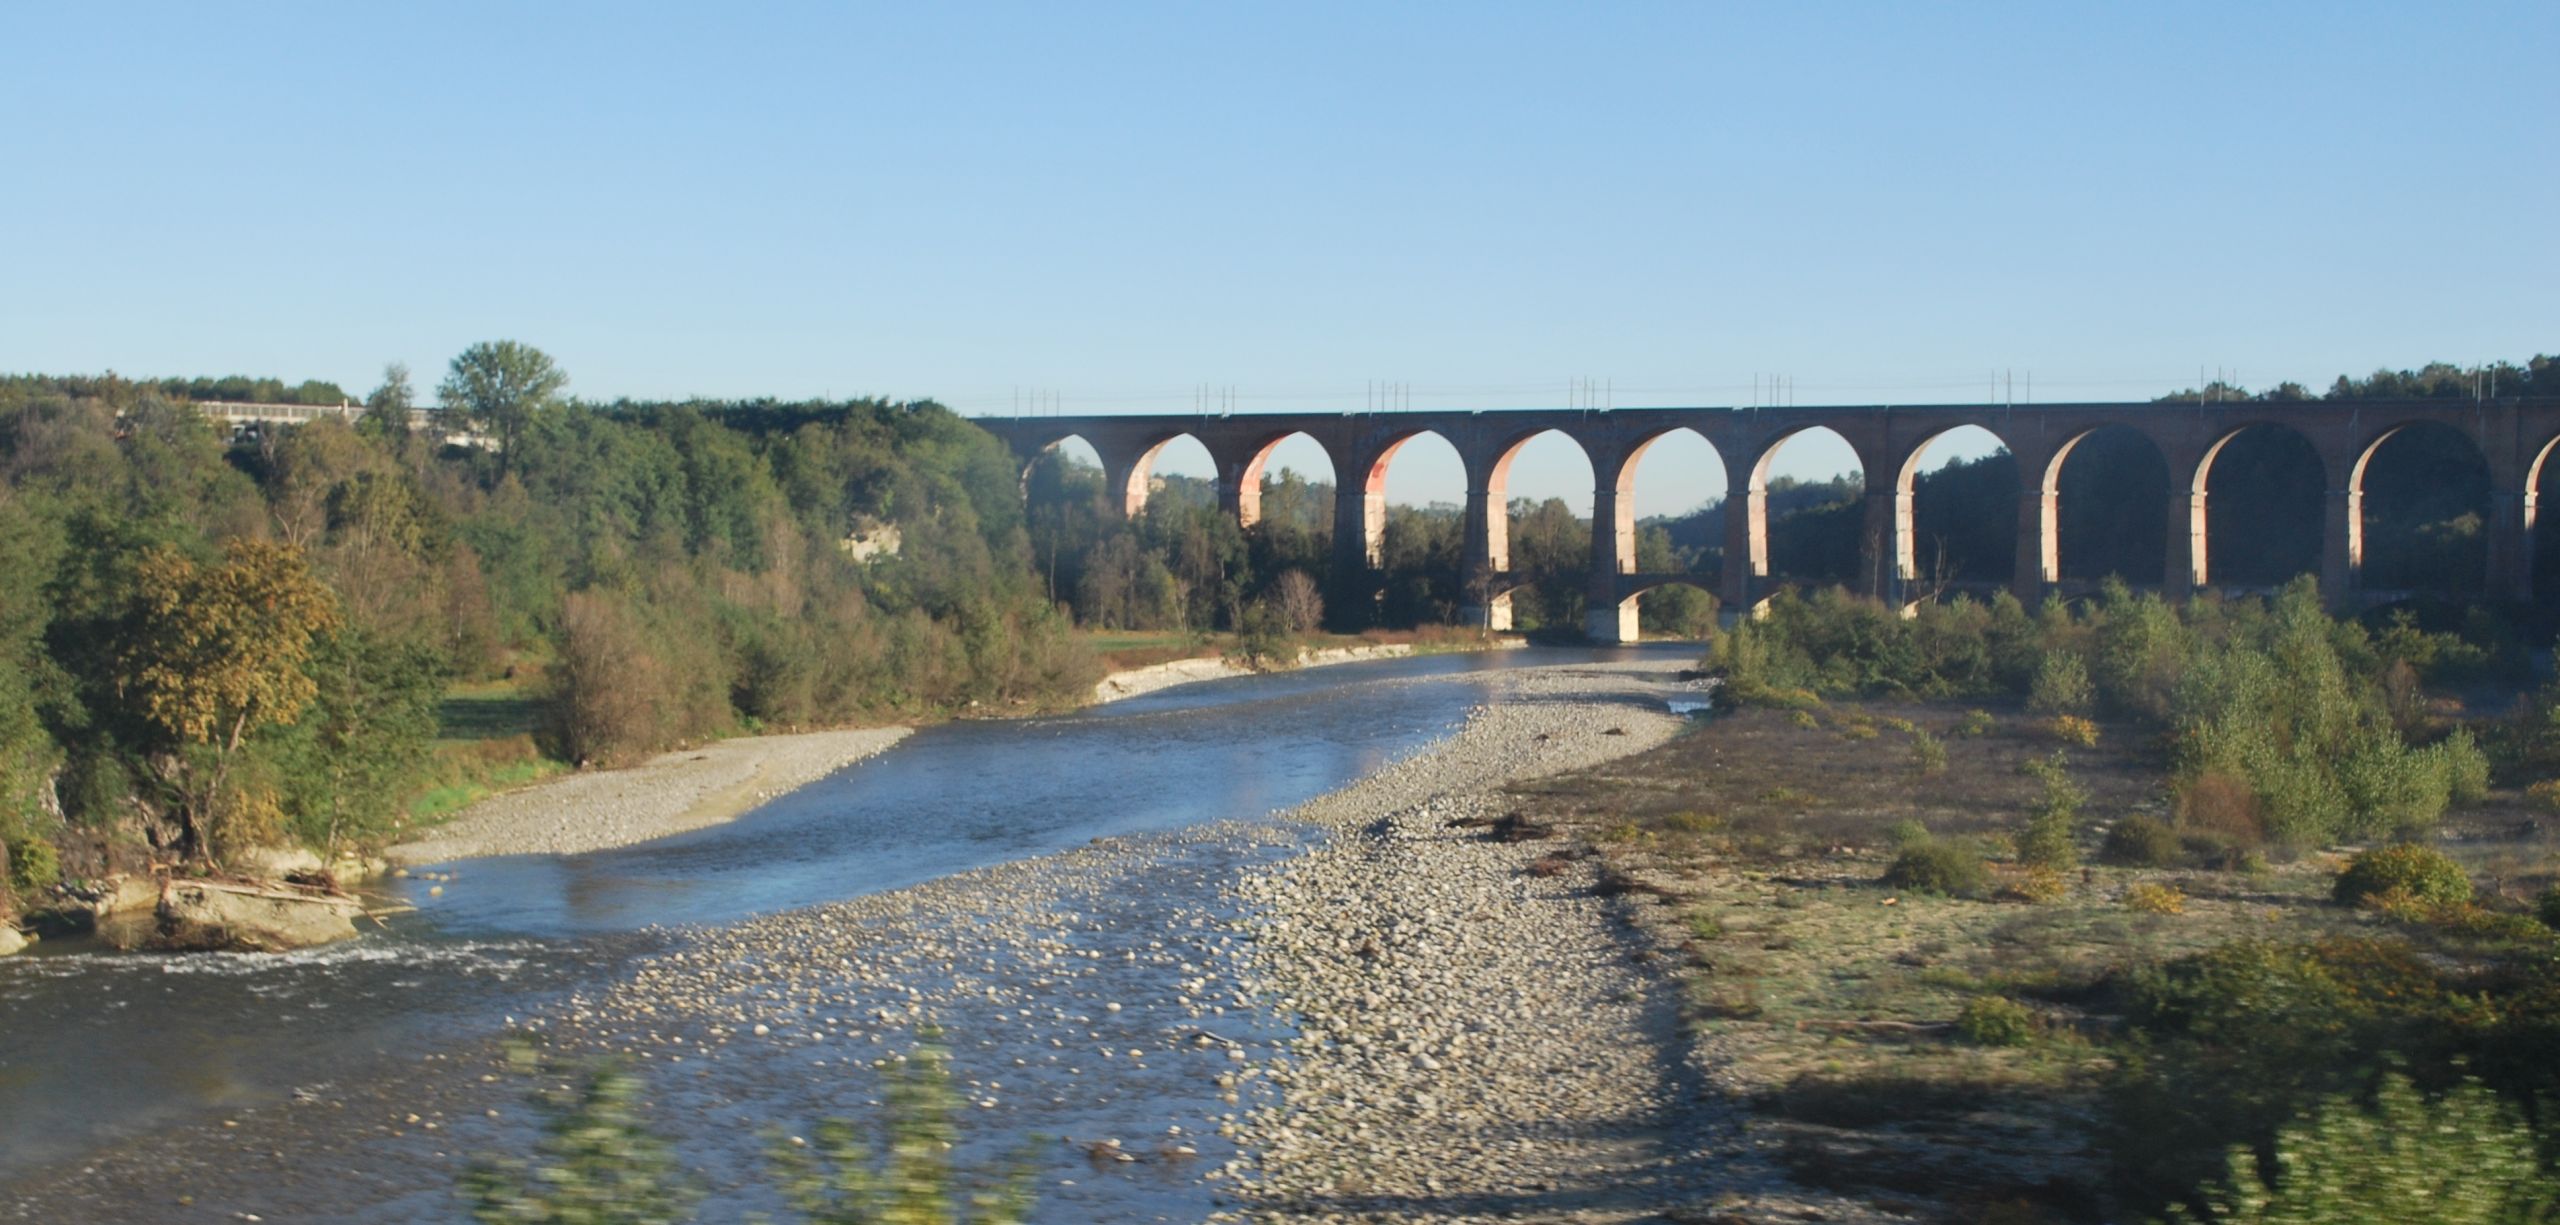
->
[0,645,1686,1220]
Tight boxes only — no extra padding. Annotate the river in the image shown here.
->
[0,644,1691,1220]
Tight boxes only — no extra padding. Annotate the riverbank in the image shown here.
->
[386,726,911,864]
[388,639,1499,865]
[1095,640,1457,703]
[5,655,1789,1222]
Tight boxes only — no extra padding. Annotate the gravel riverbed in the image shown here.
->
[6,659,1865,1223]
[387,727,912,863]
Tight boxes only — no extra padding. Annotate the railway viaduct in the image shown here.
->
[978,399,2560,642]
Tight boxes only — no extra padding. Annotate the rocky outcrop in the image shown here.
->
[0,923,27,957]
[143,880,363,952]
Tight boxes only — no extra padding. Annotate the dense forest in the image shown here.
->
[0,348,1093,914]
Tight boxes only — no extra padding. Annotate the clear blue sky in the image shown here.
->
[4,3,2552,517]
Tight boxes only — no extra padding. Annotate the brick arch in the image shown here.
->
[1886,423,2019,591]
[2025,422,2174,593]
[1223,429,1339,528]
[1476,427,1595,575]
[1120,430,1216,518]
[1596,425,1724,576]
[1347,428,1464,570]
[1018,431,1106,499]
[2188,421,2334,593]
[2345,419,2494,596]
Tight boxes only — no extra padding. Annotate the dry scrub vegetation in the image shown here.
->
[1505,691,2560,1223]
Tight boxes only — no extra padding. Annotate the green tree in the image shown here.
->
[439,340,568,474]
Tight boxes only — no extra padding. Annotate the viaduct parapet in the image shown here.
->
[983,399,2560,642]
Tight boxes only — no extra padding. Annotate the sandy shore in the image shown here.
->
[386,726,911,864]
[1093,642,1425,703]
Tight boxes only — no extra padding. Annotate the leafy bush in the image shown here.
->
[1787,708,1820,730]
[768,1041,1035,1225]
[2332,845,2470,909]
[466,1057,700,1225]
[1956,709,1996,737]
[2165,1073,2558,1225]
[1908,729,1948,777]
[2125,883,2187,915]
[2029,651,2094,715]
[1660,811,1723,835]
[2010,865,2069,904]
[2017,752,2084,870]
[2102,816,2184,868]
[2540,888,2560,932]
[1956,995,2038,1046]
[1882,842,1989,899]
[5,836,58,894]
[2529,780,2560,814]
[2049,714,2100,747]
[1882,818,1933,850]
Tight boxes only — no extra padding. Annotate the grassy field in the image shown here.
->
[403,678,567,828]
[1504,697,2555,1221]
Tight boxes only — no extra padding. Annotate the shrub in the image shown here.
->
[2010,865,2069,904]
[1882,818,1933,850]
[1660,811,1723,835]
[768,1040,1036,1225]
[2166,1073,2558,1225]
[2017,752,2085,871]
[5,836,58,894]
[1956,995,2038,1046]
[2125,883,2187,915]
[2332,845,2470,909]
[2529,779,2560,814]
[1837,720,1879,742]
[1686,911,1726,942]
[2175,771,2267,849]
[1881,716,1918,734]
[2539,888,2560,932]
[2102,816,2184,869]
[2049,714,2100,747]
[466,1056,700,1224]
[1787,708,1820,730]
[1956,709,1996,738]
[2029,651,2095,716]
[1908,729,1948,778]
[1882,842,1989,898]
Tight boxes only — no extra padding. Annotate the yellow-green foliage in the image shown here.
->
[2049,714,2100,747]
[1908,729,1948,777]
[2029,650,2094,715]
[1955,995,2039,1046]
[1956,709,1996,737]
[2101,816,2184,868]
[2011,864,2069,904]
[6,836,59,894]
[2529,779,2560,814]
[1660,811,1723,835]
[2332,844,2470,909]
[2166,1073,2557,1225]
[2017,752,2084,870]
[1881,841,1989,898]
[1788,709,1821,730]
[2125,882,2186,915]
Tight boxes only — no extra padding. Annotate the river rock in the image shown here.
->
[233,845,327,879]
[0,923,27,957]
[146,880,363,952]
[97,872,164,917]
